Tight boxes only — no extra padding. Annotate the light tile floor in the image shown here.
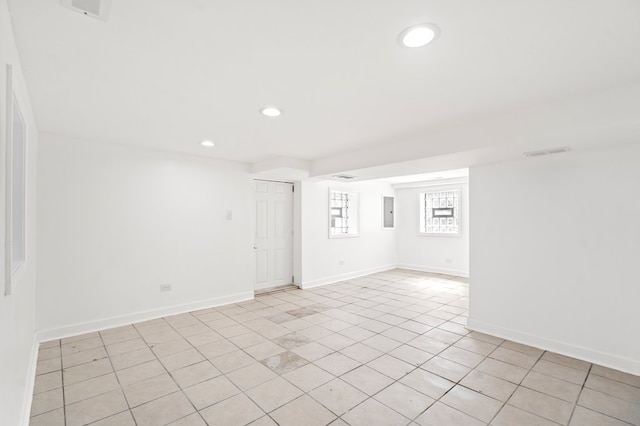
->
[30,269,640,425]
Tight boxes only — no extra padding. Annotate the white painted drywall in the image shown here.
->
[300,180,396,288]
[37,135,254,339]
[396,180,469,277]
[469,143,640,375]
[0,0,39,423]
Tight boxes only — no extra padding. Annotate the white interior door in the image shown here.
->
[254,180,293,290]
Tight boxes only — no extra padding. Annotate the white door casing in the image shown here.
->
[254,180,293,290]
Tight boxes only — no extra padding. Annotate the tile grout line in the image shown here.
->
[161,313,262,425]
[61,339,67,426]
[131,317,212,426]
[89,329,135,425]
[566,362,593,426]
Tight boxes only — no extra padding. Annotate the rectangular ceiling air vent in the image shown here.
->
[523,146,571,158]
[62,0,111,21]
[332,174,358,180]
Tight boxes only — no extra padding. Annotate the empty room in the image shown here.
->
[1,0,639,425]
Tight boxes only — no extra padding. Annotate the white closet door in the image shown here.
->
[254,181,293,290]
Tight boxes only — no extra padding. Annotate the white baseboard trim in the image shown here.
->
[467,318,640,376]
[37,291,254,343]
[301,264,397,290]
[397,263,469,278]
[21,333,39,426]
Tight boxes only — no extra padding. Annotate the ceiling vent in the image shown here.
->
[332,174,358,180]
[523,146,571,158]
[61,0,111,21]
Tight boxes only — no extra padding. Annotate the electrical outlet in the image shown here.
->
[160,284,172,292]
[339,260,345,266]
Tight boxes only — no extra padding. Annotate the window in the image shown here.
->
[4,65,27,295]
[11,94,26,273]
[419,189,460,235]
[329,189,359,237]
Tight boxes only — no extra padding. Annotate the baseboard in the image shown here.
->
[397,263,469,278]
[467,318,640,376]
[301,264,397,289]
[21,333,39,426]
[37,291,254,342]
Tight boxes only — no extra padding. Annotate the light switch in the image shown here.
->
[225,210,233,220]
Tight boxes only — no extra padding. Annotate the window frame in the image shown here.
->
[4,64,27,296]
[328,188,360,238]
[418,188,461,237]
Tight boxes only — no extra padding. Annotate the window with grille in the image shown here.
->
[419,189,460,235]
[329,190,359,237]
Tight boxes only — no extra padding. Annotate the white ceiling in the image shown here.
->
[8,0,640,178]
[381,169,468,185]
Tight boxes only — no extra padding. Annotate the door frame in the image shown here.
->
[252,179,301,291]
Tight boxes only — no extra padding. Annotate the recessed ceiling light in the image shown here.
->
[398,23,440,48]
[200,140,215,147]
[260,107,282,117]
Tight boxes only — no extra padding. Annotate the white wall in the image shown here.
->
[469,143,640,375]
[300,180,396,288]
[396,180,469,277]
[37,134,254,339]
[0,0,39,424]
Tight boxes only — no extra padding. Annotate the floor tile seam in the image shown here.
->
[316,321,445,423]
[516,371,584,423]
[37,339,67,424]
[588,370,640,389]
[484,351,540,371]
[531,354,592,383]
[516,380,581,405]
[100,333,144,347]
[78,407,132,426]
[162,316,239,366]
[482,377,525,426]
[160,310,278,416]
[524,368,596,397]
[501,398,569,425]
[574,405,637,426]
[341,361,435,423]
[426,375,502,425]
[125,321,204,422]
[497,339,544,356]
[482,340,543,374]
[163,407,209,426]
[164,311,254,368]
[63,371,129,405]
[337,393,414,424]
[35,350,63,362]
[60,334,100,346]
[574,375,640,424]
[62,331,133,426]
[91,328,137,423]
[409,350,505,424]
[304,383,366,419]
[61,348,111,370]
[60,341,116,404]
[582,378,640,403]
[30,406,65,422]
[241,378,305,416]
